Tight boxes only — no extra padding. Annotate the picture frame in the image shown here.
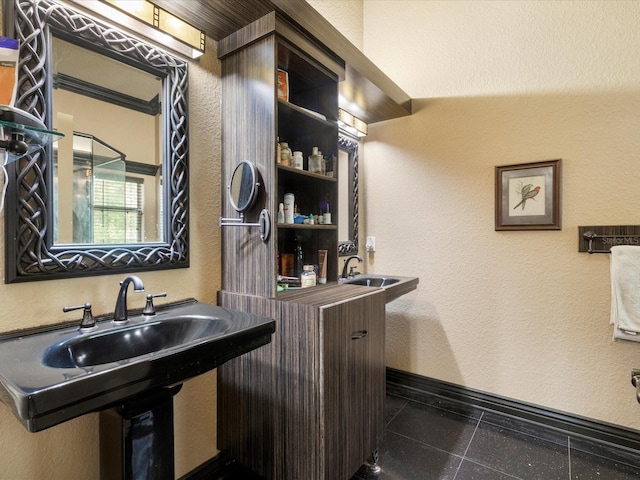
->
[495,159,561,231]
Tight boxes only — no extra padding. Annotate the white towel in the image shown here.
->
[611,245,640,341]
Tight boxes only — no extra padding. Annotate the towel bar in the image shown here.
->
[583,231,640,254]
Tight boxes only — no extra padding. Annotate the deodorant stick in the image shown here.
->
[284,193,295,224]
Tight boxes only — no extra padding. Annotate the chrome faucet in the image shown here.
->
[341,255,363,279]
[114,275,145,322]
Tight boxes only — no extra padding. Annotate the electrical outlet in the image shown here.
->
[366,236,376,252]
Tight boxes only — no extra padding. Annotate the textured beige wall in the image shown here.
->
[0,3,222,475]
[307,0,363,50]
[359,1,640,430]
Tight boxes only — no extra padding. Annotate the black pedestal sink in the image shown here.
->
[0,299,275,479]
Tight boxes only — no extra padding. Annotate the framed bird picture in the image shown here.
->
[495,159,561,230]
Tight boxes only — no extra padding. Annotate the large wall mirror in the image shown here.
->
[3,0,189,282]
[338,135,359,256]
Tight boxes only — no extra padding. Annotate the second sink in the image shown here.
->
[343,276,399,287]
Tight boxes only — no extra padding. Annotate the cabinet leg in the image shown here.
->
[364,449,382,474]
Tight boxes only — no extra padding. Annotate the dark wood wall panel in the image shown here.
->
[221,36,278,297]
[217,290,323,478]
[216,291,283,477]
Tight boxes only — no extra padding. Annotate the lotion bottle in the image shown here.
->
[277,203,285,223]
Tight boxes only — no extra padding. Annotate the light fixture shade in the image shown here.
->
[97,0,205,58]
[338,108,368,138]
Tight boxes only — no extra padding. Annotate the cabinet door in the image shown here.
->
[322,292,386,479]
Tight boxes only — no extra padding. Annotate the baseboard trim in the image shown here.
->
[181,368,640,479]
[386,367,640,453]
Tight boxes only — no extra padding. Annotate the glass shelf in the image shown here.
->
[0,105,64,164]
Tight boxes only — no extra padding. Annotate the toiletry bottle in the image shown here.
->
[277,203,285,223]
[276,136,281,164]
[308,147,322,174]
[292,151,303,170]
[294,240,304,278]
[324,203,331,224]
[318,249,328,284]
[284,194,295,224]
[325,154,334,177]
[301,265,316,288]
[280,142,292,167]
[308,213,314,225]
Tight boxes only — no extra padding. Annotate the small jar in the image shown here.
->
[300,265,316,288]
[280,142,292,167]
[308,146,322,174]
[292,151,303,170]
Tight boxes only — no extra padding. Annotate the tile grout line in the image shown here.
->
[568,436,572,480]
[453,411,485,479]
[385,399,409,428]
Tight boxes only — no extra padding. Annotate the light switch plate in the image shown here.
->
[366,236,376,252]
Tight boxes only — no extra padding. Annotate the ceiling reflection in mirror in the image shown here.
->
[52,37,163,244]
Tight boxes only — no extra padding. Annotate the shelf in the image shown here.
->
[277,223,336,230]
[277,164,337,182]
[278,100,337,126]
[0,106,64,164]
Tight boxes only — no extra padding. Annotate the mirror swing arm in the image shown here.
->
[219,161,270,242]
[219,211,271,242]
[3,0,190,282]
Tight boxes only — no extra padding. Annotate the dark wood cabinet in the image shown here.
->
[218,286,385,480]
[219,13,343,297]
[218,14,385,479]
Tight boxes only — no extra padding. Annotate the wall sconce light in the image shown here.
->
[338,109,368,138]
[70,0,206,59]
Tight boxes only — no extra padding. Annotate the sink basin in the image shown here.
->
[340,274,419,303]
[0,300,275,432]
[343,276,399,287]
[43,316,231,368]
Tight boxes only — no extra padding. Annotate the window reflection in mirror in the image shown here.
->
[52,37,163,244]
[229,161,258,213]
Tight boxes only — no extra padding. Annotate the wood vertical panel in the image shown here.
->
[322,291,386,479]
[218,291,324,479]
[279,301,323,479]
[221,35,278,297]
[217,291,282,478]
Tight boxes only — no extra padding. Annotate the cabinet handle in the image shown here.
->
[351,330,368,340]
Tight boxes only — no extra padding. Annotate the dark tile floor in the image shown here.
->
[351,392,640,480]
[216,391,640,480]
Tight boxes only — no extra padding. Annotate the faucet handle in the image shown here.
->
[142,292,167,315]
[348,266,360,277]
[63,303,95,329]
